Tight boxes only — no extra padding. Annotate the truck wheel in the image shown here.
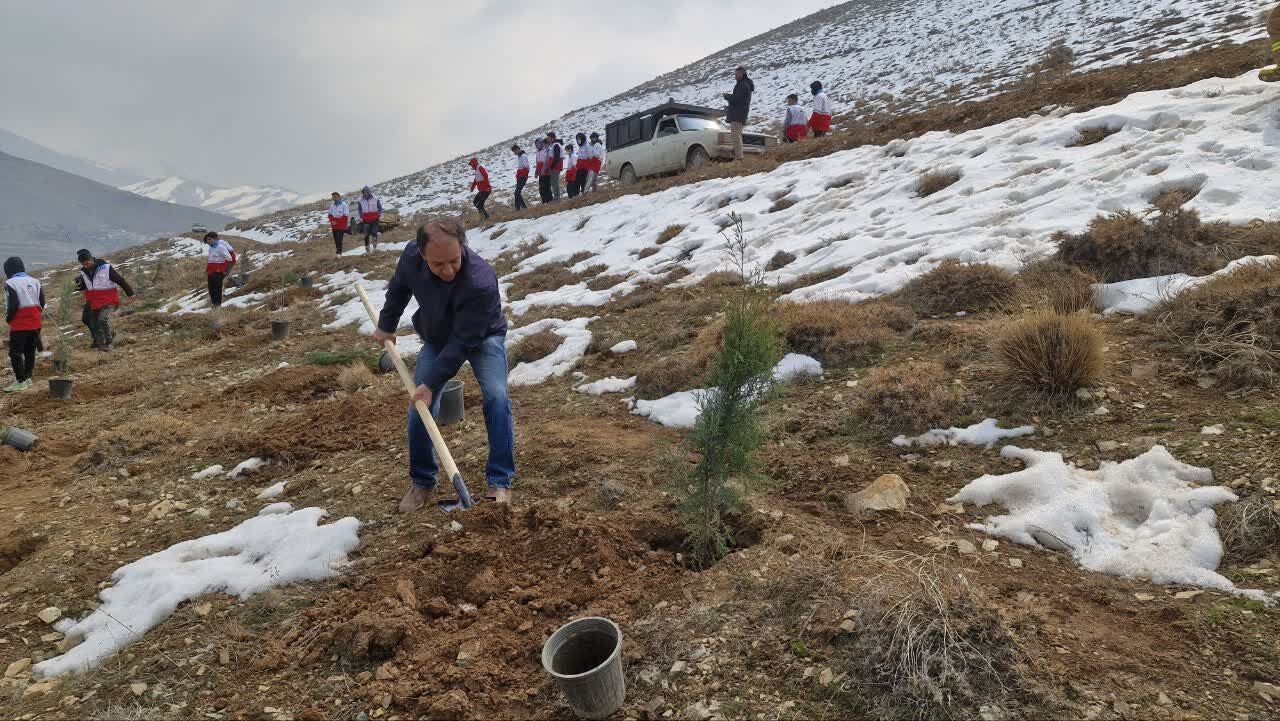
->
[686,146,708,171]
[620,164,637,185]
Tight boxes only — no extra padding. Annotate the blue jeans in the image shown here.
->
[408,334,515,490]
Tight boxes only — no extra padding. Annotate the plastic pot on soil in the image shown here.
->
[300,276,314,289]
[271,319,290,341]
[377,350,396,374]
[49,379,73,400]
[440,378,464,426]
[1,426,37,451]
[541,617,626,720]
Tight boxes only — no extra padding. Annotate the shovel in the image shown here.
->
[354,283,474,512]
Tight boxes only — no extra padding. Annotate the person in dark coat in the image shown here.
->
[722,66,754,161]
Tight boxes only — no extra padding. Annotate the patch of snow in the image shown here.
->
[1201,424,1226,435]
[32,507,361,677]
[255,481,287,500]
[772,353,824,381]
[190,464,224,481]
[506,317,596,386]
[949,445,1272,601]
[894,418,1036,448]
[575,376,638,395]
[226,458,266,480]
[1095,255,1277,315]
[610,340,638,354]
[257,502,293,516]
[628,390,706,429]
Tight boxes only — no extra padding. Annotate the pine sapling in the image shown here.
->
[53,276,76,375]
[676,295,781,568]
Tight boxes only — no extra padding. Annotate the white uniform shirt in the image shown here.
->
[812,90,832,116]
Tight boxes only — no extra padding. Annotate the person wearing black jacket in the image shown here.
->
[4,256,44,392]
[722,66,754,161]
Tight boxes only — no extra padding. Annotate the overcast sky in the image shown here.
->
[0,0,839,193]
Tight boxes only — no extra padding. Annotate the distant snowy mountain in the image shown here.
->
[239,0,1263,242]
[0,127,145,188]
[122,176,319,220]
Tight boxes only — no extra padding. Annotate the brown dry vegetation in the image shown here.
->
[656,224,686,244]
[994,310,1105,394]
[1068,125,1121,147]
[898,260,1018,315]
[917,170,961,197]
[337,362,375,392]
[1155,258,1280,386]
[508,330,562,365]
[777,299,912,366]
[765,250,797,272]
[854,360,962,435]
[1016,258,1100,314]
[1054,202,1217,282]
[506,264,583,301]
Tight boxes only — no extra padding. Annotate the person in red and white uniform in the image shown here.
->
[4,256,44,392]
[357,186,384,252]
[468,158,492,220]
[511,144,530,210]
[589,132,605,191]
[535,139,552,204]
[808,81,832,138]
[546,132,563,202]
[203,232,237,308]
[564,143,579,199]
[783,94,808,143]
[328,192,351,255]
[573,133,593,196]
[74,248,135,351]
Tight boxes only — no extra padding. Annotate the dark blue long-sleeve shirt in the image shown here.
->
[378,243,507,389]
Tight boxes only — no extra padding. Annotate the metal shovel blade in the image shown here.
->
[436,471,475,513]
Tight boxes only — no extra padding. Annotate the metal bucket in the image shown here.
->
[541,617,625,720]
[439,379,464,426]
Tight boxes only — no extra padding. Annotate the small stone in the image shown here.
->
[1096,441,1121,452]
[844,474,910,516]
[23,680,58,697]
[1156,692,1172,706]
[395,579,418,610]
[818,668,834,687]
[832,454,850,467]
[192,603,212,617]
[219,648,231,665]
[839,619,858,633]
[1253,681,1280,698]
[224,498,243,510]
[1200,424,1225,436]
[982,539,999,552]
[639,667,660,686]
[350,484,363,496]
[456,640,480,667]
[683,701,712,721]
[1093,406,1110,416]
[375,663,395,681]
[1196,376,1218,389]
[1129,436,1160,453]
[955,540,977,555]
[1174,590,1204,600]
[37,607,62,624]
[669,660,688,675]
[934,502,964,515]
[1075,389,1093,401]
[425,689,470,721]
[1131,362,1159,379]
[448,521,463,533]
[130,682,148,697]
[5,658,32,678]
[1134,593,1156,602]
[1007,558,1023,569]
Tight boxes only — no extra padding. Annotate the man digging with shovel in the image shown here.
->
[374,217,514,512]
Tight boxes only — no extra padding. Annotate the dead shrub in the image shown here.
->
[656,224,685,244]
[637,247,660,259]
[769,196,799,213]
[699,271,746,288]
[917,170,961,197]
[778,300,911,366]
[856,360,961,434]
[490,236,547,276]
[508,330,561,365]
[994,310,1104,394]
[586,273,629,291]
[899,260,1018,315]
[634,320,723,397]
[1068,126,1120,147]
[506,264,581,301]
[1016,257,1099,314]
[337,362,375,392]
[911,322,987,370]
[1218,496,1280,565]
[775,266,849,295]
[841,554,1023,720]
[567,250,593,265]
[1054,204,1219,282]
[765,250,797,271]
[1155,259,1280,386]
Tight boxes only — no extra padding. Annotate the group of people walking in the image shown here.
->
[783,81,833,143]
[327,186,385,255]
[466,131,608,219]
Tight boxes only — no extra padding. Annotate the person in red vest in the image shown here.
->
[328,192,351,255]
[808,81,833,137]
[4,256,44,392]
[203,232,237,308]
[783,94,808,143]
[74,248,135,351]
[546,132,563,202]
[357,186,383,252]
[469,158,492,220]
[564,143,579,199]
[511,144,530,210]
[535,139,552,204]
[589,132,605,191]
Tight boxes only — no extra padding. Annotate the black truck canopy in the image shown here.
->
[605,101,726,151]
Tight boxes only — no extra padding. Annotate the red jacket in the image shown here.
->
[470,164,491,193]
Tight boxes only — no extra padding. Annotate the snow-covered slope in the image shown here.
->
[239,0,1262,240]
[123,176,319,220]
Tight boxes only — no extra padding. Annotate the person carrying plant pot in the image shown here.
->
[328,192,351,254]
[4,256,44,392]
[203,232,237,308]
[357,186,383,252]
[74,249,134,351]
[375,217,514,512]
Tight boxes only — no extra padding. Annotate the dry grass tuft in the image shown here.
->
[656,224,686,244]
[586,273,629,291]
[917,170,961,197]
[699,271,746,288]
[899,260,1018,315]
[337,362,375,392]
[508,330,562,365]
[1053,204,1219,282]
[1069,126,1121,147]
[506,264,583,301]
[777,300,911,366]
[1155,258,1280,386]
[637,247,660,259]
[775,266,850,295]
[1219,496,1280,565]
[769,196,799,213]
[856,360,961,434]
[634,319,723,397]
[765,250,797,271]
[993,310,1104,394]
[1016,257,1100,314]
[567,250,594,265]
[490,236,547,276]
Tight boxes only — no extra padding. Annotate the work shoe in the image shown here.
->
[1261,66,1280,83]
[16,379,32,391]
[485,488,512,505]
[3,381,22,393]
[398,484,434,514]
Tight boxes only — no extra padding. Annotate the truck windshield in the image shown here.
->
[676,116,728,132]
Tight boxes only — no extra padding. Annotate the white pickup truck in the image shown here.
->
[604,102,775,184]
